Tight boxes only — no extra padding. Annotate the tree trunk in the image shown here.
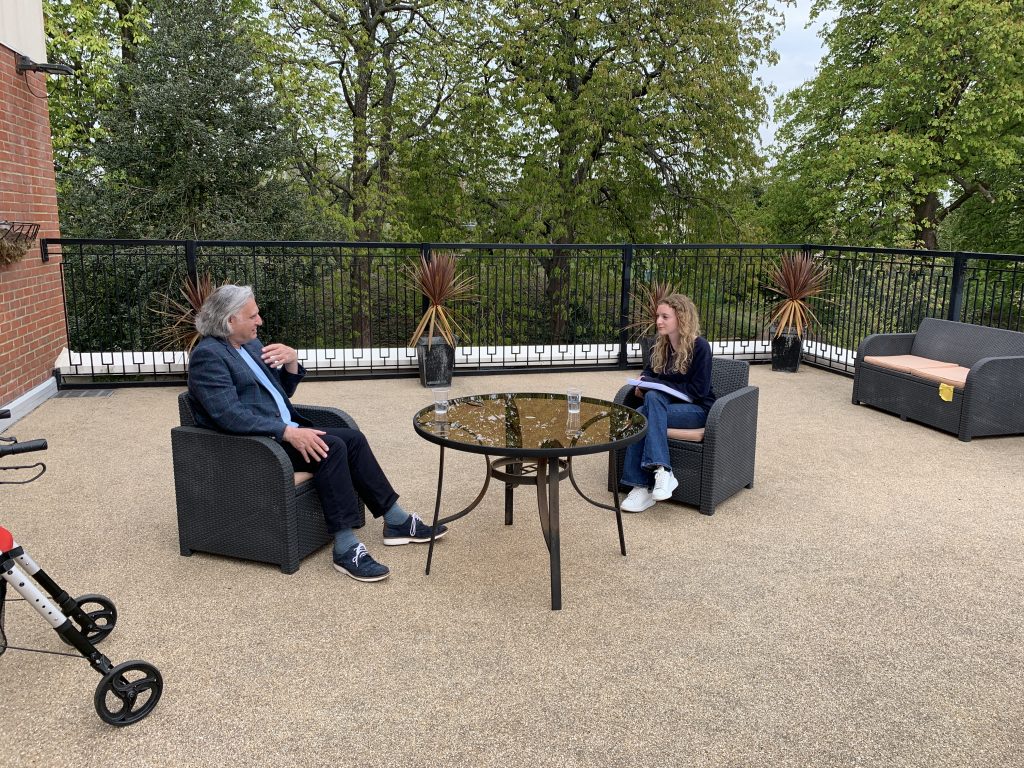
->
[912,191,941,250]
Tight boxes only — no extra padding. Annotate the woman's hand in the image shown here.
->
[634,376,645,399]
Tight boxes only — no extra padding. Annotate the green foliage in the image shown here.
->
[765,0,1024,250]
[55,0,324,239]
[44,0,149,225]
[470,0,781,245]
[940,166,1024,254]
[266,0,471,242]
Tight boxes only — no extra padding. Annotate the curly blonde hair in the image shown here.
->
[649,293,701,374]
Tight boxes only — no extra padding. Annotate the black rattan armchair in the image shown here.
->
[171,392,362,573]
[608,357,759,516]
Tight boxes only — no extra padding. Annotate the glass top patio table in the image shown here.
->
[412,392,647,610]
[413,392,647,457]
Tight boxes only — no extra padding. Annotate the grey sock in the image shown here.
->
[383,501,410,526]
[333,528,359,556]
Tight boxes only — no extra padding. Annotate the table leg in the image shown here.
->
[569,454,627,557]
[613,481,626,556]
[504,461,520,526]
[425,445,445,575]
[535,458,562,611]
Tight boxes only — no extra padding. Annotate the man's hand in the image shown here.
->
[262,343,298,372]
[283,426,329,462]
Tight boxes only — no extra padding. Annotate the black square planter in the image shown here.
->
[771,333,802,372]
[416,336,455,387]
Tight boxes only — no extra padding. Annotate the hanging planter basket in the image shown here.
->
[0,221,41,266]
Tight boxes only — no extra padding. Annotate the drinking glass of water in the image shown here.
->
[566,386,582,414]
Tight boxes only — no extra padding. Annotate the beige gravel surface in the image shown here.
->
[2,366,1021,767]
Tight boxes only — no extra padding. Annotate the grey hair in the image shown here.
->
[195,284,254,339]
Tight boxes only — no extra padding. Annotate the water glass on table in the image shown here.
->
[566,386,582,414]
[432,387,451,421]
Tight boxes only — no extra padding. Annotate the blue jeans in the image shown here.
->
[621,391,708,488]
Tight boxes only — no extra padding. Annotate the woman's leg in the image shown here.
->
[639,392,708,471]
[620,426,651,488]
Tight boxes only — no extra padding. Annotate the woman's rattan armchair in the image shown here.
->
[171,392,362,573]
[608,357,759,515]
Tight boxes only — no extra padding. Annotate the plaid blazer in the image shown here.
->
[187,335,312,440]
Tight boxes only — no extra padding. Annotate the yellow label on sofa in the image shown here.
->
[938,382,954,402]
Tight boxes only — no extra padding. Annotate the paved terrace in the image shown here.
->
[4,366,1021,767]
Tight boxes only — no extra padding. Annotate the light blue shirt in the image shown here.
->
[236,347,298,428]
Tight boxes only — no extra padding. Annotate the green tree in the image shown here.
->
[79,0,309,239]
[770,0,1024,249]
[940,165,1024,254]
[483,0,778,244]
[267,0,470,241]
[44,0,149,226]
[457,0,779,337]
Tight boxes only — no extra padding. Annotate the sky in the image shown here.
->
[757,0,834,148]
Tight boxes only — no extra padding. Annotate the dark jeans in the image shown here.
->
[282,426,398,533]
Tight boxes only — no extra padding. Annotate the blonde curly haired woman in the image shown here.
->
[620,293,716,512]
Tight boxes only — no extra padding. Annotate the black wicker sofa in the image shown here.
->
[852,318,1024,441]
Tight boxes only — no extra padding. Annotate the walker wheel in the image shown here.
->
[71,594,118,643]
[94,660,163,726]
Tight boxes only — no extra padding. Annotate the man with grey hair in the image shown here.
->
[187,284,446,581]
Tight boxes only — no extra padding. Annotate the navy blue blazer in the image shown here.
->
[187,335,312,441]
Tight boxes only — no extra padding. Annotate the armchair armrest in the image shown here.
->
[612,384,644,409]
[171,426,295,494]
[171,426,309,566]
[852,332,917,405]
[294,404,359,431]
[960,355,1024,440]
[701,386,759,505]
[856,332,916,360]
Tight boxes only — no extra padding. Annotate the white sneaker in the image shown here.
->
[651,467,678,501]
[620,486,655,513]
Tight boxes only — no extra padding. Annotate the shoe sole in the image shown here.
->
[651,477,679,501]
[382,528,449,546]
[332,562,390,582]
[620,496,656,513]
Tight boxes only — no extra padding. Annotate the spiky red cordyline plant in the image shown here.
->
[626,280,677,340]
[153,273,217,352]
[764,253,828,338]
[405,251,476,349]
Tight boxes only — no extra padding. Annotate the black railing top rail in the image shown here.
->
[45,238,1024,261]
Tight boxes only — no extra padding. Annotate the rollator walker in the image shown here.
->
[1,408,163,725]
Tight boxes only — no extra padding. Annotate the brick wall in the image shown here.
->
[0,42,66,405]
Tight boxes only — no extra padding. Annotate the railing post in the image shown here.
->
[420,242,431,319]
[185,240,198,286]
[618,244,634,368]
[39,237,50,263]
[947,252,966,322]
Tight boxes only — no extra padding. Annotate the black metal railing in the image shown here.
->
[41,239,1024,384]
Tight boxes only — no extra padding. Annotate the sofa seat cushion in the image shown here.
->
[862,354,959,376]
[294,471,315,486]
[667,427,705,442]
[912,365,970,388]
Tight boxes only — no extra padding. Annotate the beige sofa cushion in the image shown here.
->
[667,427,705,442]
[912,365,970,388]
[294,471,314,485]
[863,354,959,375]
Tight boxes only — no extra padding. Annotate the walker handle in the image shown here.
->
[0,439,48,458]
